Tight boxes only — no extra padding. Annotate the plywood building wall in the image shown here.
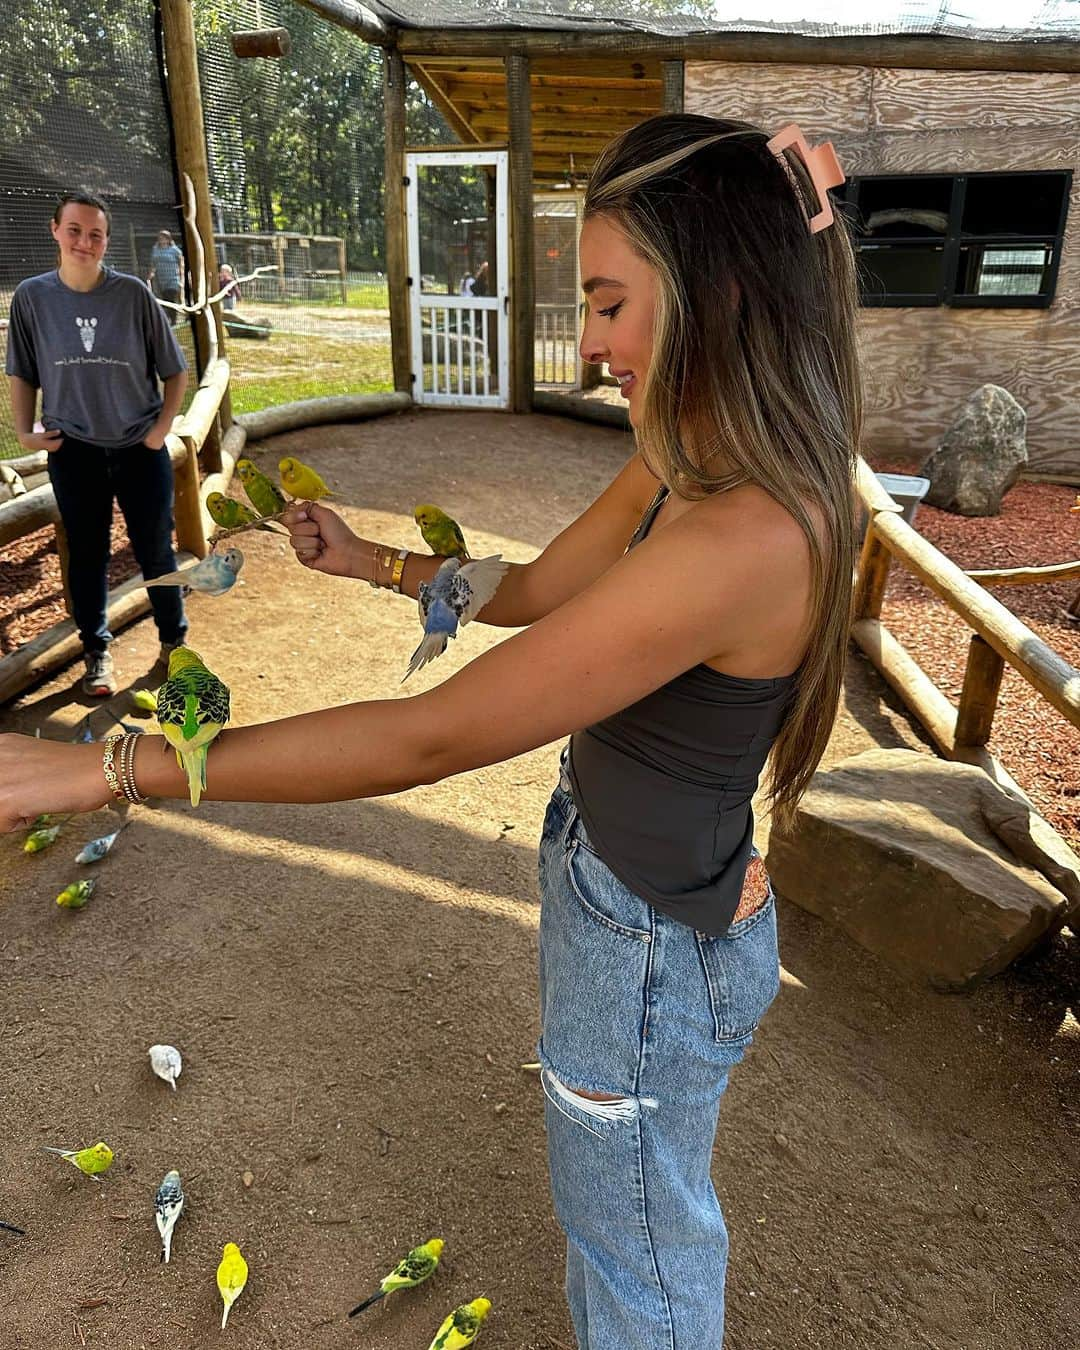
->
[685,62,1080,481]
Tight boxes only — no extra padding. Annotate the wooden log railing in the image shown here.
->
[0,358,233,705]
[852,456,1080,799]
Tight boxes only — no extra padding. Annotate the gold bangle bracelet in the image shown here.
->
[102,734,126,804]
[390,549,409,594]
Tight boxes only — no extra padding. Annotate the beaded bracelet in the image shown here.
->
[119,732,148,805]
[101,734,127,804]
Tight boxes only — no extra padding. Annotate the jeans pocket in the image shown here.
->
[696,896,781,1043]
[564,829,653,940]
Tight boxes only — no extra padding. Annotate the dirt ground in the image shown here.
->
[0,411,1076,1350]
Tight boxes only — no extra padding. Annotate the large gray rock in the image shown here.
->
[766,749,1075,991]
[922,384,1027,516]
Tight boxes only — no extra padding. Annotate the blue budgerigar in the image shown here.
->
[403,555,508,682]
[144,548,244,597]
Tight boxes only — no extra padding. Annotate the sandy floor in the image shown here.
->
[0,411,1076,1349]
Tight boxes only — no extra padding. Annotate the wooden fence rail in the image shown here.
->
[852,455,1080,798]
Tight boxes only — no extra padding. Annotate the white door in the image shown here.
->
[406,149,509,408]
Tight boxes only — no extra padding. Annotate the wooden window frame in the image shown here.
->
[843,169,1072,311]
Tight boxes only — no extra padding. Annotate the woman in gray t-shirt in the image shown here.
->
[5,192,189,696]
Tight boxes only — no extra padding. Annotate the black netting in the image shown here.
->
[0,0,192,460]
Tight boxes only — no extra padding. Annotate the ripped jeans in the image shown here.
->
[538,774,781,1349]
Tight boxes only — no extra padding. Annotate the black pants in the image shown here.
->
[47,436,187,655]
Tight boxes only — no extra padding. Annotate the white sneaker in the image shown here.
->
[82,651,117,698]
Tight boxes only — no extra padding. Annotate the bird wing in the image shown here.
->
[449,555,508,626]
[417,580,432,625]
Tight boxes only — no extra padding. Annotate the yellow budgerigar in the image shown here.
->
[130,688,158,713]
[348,1237,444,1316]
[236,458,287,518]
[414,504,470,560]
[156,647,230,808]
[206,491,278,533]
[42,1141,114,1181]
[217,1241,248,1328]
[24,824,61,853]
[56,879,96,909]
[279,456,334,501]
[426,1297,492,1350]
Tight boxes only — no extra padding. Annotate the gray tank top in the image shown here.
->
[566,485,796,935]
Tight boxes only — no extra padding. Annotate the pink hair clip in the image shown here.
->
[766,124,845,234]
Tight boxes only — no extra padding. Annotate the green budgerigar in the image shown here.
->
[427,1297,492,1350]
[236,458,287,518]
[414,504,470,561]
[56,879,96,909]
[43,1141,114,1181]
[156,647,230,808]
[206,490,278,533]
[24,824,61,853]
[348,1237,444,1317]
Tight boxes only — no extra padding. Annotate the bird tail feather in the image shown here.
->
[144,569,188,588]
[348,1289,386,1317]
[402,632,449,682]
[178,746,208,807]
[221,1302,230,1330]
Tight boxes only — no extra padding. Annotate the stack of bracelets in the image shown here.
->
[101,732,148,806]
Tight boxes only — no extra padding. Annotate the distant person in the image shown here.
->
[5,192,189,696]
[472,260,490,296]
[218,262,240,311]
[459,271,475,296]
[147,229,184,324]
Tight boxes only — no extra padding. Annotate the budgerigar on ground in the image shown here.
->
[237,458,287,517]
[144,548,244,597]
[348,1237,444,1317]
[279,456,334,501]
[156,647,230,808]
[154,1169,184,1263]
[24,824,61,853]
[149,1043,182,1090]
[404,555,508,682]
[56,880,96,909]
[75,825,127,865]
[414,504,470,560]
[206,491,279,533]
[426,1297,492,1350]
[217,1242,248,1328]
[42,1141,114,1180]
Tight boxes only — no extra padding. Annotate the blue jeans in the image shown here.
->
[47,435,187,655]
[538,770,781,1349]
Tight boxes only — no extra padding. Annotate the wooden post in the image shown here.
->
[955,634,1006,749]
[662,60,684,113]
[337,237,347,303]
[383,48,411,394]
[55,519,74,621]
[852,520,895,621]
[230,28,292,59]
[158,0,229,406]
[507,53,534,414]
[171,435,208,560]
[275,234,286,297]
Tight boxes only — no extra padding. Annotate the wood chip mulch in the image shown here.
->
[870,458,1079,851]
[2,468,1078,851]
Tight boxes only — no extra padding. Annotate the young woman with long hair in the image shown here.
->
[0,115,860,1345]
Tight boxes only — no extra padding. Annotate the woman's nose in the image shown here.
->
[579,314,608,366]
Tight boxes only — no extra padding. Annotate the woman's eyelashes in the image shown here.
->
[597,301,624,319]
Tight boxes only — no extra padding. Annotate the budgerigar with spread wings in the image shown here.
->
[403,555,508,682]
[156,647,230,807]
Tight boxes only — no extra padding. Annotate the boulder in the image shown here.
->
[766,749,1075,991]
[922,384,1027,517]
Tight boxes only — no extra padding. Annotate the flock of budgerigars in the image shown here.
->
[9,456,501,1346]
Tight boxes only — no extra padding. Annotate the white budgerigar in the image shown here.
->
[154,1169,185,1263]
[144,548,244,597]
[403,555,508,682]
[148,1044,182,1090]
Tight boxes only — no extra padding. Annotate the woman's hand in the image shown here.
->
[283,501,367,579]
[17,428,63,454]
[0,736,109,833]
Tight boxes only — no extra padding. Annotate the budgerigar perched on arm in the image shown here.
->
[156,647,230,807]
[145,548,244,597]
[279,457,334,501]
[217,1242,248,1328]
[404,555,508,682]
[348,1237,444,1316]
[206,492,279,534]
[237,458,287,516]
[42,1141,114,1180]
[426,1297,492,1350]
[414,504,470,560]
[154,1169,184,1263]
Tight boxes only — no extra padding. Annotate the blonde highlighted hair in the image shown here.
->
[585,114,862,830]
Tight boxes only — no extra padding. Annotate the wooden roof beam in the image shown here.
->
[396,30,1080,75]
[288,0,391,46]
